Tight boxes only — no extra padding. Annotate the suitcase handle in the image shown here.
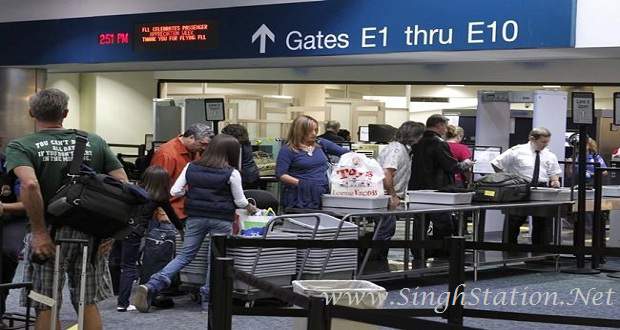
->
[31,239,90,264]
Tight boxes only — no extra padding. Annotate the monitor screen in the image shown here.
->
[368,124,397,143]
[336,142,352,151]
[358,126,369,142]
[473,146,502,174]
[458,116,477,145]
[205,98,225,121]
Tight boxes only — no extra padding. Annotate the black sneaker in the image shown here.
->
[133,285,154,313]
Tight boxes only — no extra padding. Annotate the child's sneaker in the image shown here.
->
[116,305,137,312]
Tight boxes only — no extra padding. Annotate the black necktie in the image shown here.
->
[531,151,541,186]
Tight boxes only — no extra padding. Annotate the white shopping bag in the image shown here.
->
[330,153,385,197]
[233,207,276,234]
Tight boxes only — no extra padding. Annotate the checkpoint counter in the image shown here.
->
[322,194,573,281]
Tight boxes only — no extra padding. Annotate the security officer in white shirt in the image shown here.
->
[491,127,562,245]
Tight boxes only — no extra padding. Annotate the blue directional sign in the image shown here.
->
[0,0,576,65]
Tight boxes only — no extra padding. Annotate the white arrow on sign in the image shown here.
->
[252,24,275,54]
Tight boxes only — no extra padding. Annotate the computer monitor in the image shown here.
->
[358,126,370,142]
[336,142,352,151]
[368,124,397,143]
[472,146,502,174]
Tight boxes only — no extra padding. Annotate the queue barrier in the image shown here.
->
[208,234,620,329]
[0,282,33,329]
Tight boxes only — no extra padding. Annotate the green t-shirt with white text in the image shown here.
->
[5,129,123,205]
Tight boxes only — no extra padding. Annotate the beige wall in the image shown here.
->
[281,84,326,107]
[49,72,155,144]
[46,73,80,129]
[79,74,96,132]
[94,72,155,144]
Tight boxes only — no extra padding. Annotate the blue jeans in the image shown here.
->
[374,215,396,241]
[146,217,232,298]
[117,233,142,308]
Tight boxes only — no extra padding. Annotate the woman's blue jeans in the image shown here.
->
[145,217,232,299]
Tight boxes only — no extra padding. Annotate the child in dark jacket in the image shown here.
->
[116,165,182,312]
[134,134,256,313]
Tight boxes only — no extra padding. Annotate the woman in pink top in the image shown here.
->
[446,125,472,187]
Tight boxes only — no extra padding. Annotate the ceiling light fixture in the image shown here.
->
[446,84,465,87]
[263,95,293,99]
[542,85,561,88]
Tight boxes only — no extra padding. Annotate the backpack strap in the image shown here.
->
[69,130,89,175]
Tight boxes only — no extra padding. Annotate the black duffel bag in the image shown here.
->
[473,173,530,202]
[47,130,149,239]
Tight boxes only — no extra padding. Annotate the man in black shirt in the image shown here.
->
[318,120,345,143]
[409,115,473,243]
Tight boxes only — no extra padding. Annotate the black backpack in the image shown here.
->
[46,130,149,239]
[473,173,530,202]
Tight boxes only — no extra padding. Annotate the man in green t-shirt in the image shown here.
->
[5,88,127,329]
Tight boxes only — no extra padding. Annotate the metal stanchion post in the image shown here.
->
[472,210,480,281]
[563,127,600,274]
[414,214,426,269]
[404,218,411,271]
[592,168,603,269]
[208,257,234,330]
[307,296,330,330]
[446,236,465,326]
[211,234,227,259]
[208,236,230,329]
[600,167,620,278]
[555,205,562,272]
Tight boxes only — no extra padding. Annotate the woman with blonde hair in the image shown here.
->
[276,115,348,210]
[445,125,472,187]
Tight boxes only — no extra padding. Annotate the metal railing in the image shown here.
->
[209,233,620,329]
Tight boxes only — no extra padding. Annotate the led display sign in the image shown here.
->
[134,21,218,50]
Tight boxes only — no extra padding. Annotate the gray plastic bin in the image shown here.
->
[530,187,594,201]
[292,280,386,330]
[603,185,620,197]
[321,194,389,209]
[407,190,475,204]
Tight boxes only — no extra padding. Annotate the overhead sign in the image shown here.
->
[0,0,577,65]
[205,99,225,121]
[252,24,276,54]
[134,21,218,50]
[572,92,594,125]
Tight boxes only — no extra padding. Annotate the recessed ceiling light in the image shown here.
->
[263,95,293,99]
[542,85,561,88]
[446,84,465,87]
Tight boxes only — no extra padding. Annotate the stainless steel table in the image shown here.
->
[468,201,573,280]
[322,200,573,281]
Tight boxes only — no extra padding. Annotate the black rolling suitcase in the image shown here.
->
[473,173,530,202]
